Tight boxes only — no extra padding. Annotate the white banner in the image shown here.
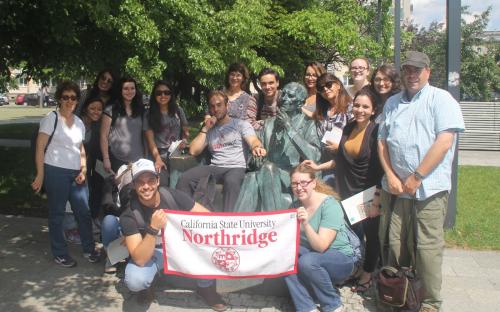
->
[162,209,299,279]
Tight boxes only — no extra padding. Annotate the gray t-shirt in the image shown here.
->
[104,105,145,162]
[206,118,255,168]
[144,108,187,156]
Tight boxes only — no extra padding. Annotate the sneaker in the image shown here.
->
[196,284,227,312]
[83,250,101,263]
[54,255,77,268]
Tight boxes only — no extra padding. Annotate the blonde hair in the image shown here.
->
[290,164,339,199]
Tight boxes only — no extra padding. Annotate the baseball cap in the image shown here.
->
[131,159,158,181]
[402,51,430,68]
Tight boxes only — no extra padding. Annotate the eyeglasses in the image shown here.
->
[304,73,318,79]
[316,81,336,93]
[350,66,367,71]
[61,95,77,102]
[374,77,391,83]
[100,76,113,84]
[134,177,158,187]
[155,90,172,97]
[291,180,313,189]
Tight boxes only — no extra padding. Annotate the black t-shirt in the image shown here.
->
[120,187,194,237]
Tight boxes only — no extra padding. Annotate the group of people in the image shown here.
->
[32,50,464,312]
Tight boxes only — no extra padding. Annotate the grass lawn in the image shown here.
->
[445,166,500,250]
[0,106,53,121]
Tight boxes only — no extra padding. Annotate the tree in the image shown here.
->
[0,0,393,108]
[402,6,500,101]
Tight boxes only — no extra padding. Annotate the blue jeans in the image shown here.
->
[44,164,94,256]
[285,246,354,312]
[102,215,214,292]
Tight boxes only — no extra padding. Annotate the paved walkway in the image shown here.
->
[1,215,499,312]
[0,215,376,312]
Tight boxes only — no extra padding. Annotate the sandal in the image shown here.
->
[351,278,372,293]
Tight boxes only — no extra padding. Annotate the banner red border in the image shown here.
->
[161,209,300,279]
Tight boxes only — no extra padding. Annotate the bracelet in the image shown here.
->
[145,225,160,236]
[200,130,207,134]
[413,170,425,180]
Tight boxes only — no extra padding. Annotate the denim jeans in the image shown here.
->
[102,214,122,247]
[44,164,94,257]
[285,246,354,312]
[102,215,214,292]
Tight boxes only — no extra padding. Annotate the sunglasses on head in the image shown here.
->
[316,81,336,92]
[155,90,172,96]
[61,95,77,102]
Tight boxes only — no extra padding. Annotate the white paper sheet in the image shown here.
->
[95,159,114,179]
[321,127,343,145]
[340,186,376,225]
[107,237,129,265]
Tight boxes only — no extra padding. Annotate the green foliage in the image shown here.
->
[403,6,500,101]
[0,0,393,107]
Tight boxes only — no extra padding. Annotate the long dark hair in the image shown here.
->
[313,73,352,122]
[87,69,118,105]
[79,96,104,120]
[111,77,144,126]
[353,86,380,121]
[148,80,179,133]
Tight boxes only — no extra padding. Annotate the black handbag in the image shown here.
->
[376,196,425,312]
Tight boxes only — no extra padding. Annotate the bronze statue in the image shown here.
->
[234,82,321,212]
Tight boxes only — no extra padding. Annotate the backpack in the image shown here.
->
[344,222,363,267]
[30,111,58,185]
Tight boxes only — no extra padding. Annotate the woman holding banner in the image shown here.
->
[286,164,354,312]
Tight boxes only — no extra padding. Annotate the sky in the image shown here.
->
[411,0,500,31]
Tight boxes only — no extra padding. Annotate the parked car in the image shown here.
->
[24,93,40,106]
[15,94,25,105]
[0,93,8,106]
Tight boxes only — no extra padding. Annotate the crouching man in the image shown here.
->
[105,158,227,311]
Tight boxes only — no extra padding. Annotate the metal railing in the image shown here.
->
[459,101,500,151]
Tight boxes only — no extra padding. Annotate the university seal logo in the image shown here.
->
[211,247,240,272]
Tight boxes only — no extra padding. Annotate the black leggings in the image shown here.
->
[352,216,381,273]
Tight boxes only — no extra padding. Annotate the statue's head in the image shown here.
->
[280,82,307,114]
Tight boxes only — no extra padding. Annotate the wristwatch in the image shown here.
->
[145,225,160,236]
[413,170,425,181]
